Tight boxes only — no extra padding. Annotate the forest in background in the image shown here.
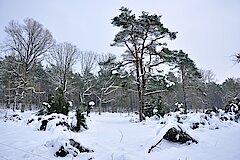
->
[0,8,239,121]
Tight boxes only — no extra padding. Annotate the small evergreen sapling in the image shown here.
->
[72,108,88,132]
[154,99,165,118]
[144,98,165,118]
[47,88,70,116]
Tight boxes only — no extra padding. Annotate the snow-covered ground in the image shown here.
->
[0,110,240,160]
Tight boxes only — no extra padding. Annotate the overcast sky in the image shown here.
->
[0,0,239,83]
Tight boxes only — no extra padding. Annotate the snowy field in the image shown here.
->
[0,109,240,160]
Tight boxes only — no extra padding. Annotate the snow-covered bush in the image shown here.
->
[205,98,240,122]
[27,111,88,132]
[158,110,239,130]
[0,110,24,122]
[27,113,70,131]
[45,137,93,157]
[224,97,240,120]
[144,98,165,118]
[174,102,184,113]
[154,99,165,118]
[3,113,23,122]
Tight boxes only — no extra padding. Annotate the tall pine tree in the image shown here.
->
[111,7,177,121]
[175,50,201,113]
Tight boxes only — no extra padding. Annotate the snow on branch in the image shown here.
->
[26,87,45,94]
[144,89,167,96]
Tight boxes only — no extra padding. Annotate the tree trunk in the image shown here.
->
[139,57,146,121]
[63,74,67,93]
[21,94,26,112]
[98,99,102,115]
[21,89,30,112]
[135,59,145,121]
[127,90,130,116]
[139,88,145,121]
[98,93,103,115]
[21,64,28,112]
[13,89,18,112]
[181,67,187,114]
[7,77,11,109]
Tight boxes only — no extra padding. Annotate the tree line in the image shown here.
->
[0,7,239,121]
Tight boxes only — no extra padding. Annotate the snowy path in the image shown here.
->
[77,113,240,160]
[76,113,157,160]
[0,112,240,160]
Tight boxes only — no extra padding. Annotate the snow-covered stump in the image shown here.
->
[163,126,198,144]
[148,124,197,153]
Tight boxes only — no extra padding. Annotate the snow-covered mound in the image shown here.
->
[0,109,93,159]
[27,113,72,131]
[147,122,198,153]
[0,109,32,123]
[26,111,89,133]
[157,111,239,130]
[45,136,93,157]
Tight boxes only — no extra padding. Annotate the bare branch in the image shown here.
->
[79,51,97,75]
[47,42,79,92]
[144,89,167,96]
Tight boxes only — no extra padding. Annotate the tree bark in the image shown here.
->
[135,56,145,121]
[181,66,187,114]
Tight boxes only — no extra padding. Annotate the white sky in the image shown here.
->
[0,0,239,83]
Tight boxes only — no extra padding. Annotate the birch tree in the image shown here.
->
[2,18,54,112]
[111,7,177,121]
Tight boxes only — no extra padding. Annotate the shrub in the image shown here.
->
[154,99,165,118]
[72,108,88,132]
[47,88,70,116]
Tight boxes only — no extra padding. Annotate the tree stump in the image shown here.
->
[163,127,198,144]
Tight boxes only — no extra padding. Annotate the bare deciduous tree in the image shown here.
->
[200,69,216,84]
[2,18,55,112]
[47,42,80,93]
[79,51,97,75]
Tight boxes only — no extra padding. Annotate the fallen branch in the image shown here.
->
[148,138,163,153]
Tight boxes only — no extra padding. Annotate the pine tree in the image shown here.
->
[175,50,202,113]
[111,7,177,121]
